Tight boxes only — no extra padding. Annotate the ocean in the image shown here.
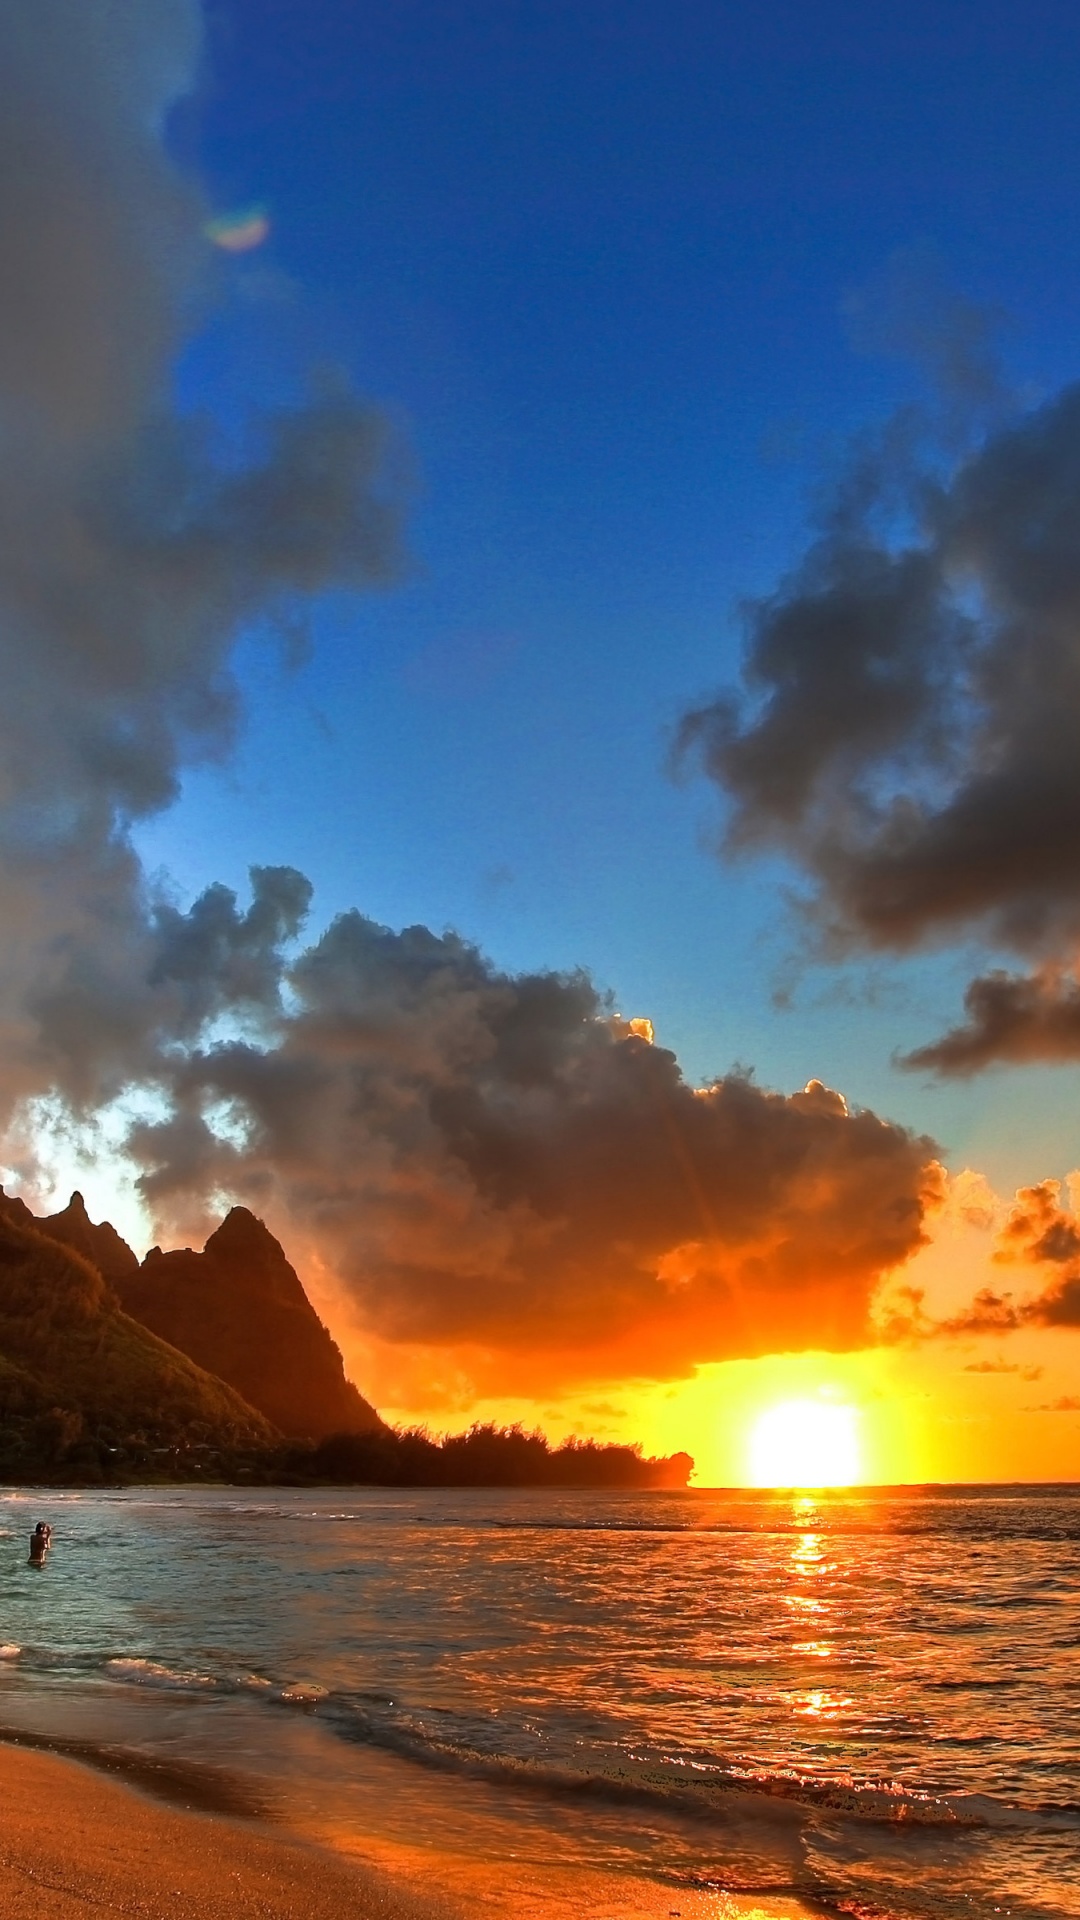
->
[0,1484,1076,1920]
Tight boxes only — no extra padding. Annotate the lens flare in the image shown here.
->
[204,204,271,253]
[748,1398,860,1487]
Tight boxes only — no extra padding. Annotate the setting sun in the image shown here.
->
[749,1399,861,1487]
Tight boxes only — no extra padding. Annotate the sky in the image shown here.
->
[3,0,1080,1483]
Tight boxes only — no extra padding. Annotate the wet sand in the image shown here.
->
[0,1742,435,1920]
[0,1738,824,1920]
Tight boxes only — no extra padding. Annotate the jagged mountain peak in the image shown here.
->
[40,1192,140,1288]
[202,1207,310,1306]
[0,1209,275,1475]
[1,1188,383,1446]
[118,1208,383,1442]
[0,1187,37,1232]
[207,1205,269,1251]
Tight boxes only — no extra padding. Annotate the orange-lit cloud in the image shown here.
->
[880,1167,1080,1351]
[90,899,938,1391]
[937,1179,1080,1334]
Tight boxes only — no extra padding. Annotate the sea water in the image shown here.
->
[0,1484,1076,1920]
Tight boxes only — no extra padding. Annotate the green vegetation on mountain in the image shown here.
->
[0,1205,275,1480]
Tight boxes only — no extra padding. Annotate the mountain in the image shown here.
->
[0,1200,275,1478]
[114,1207,384,1442]
[1,1194,690,1487]
[40,1190,141,1289]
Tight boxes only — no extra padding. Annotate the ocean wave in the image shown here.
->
[84,1647,994,1829]
[105,1656,218,1690]
[307,1699,989,1829]
[11,1643,1070,1837]
[264,1688,1080,1835]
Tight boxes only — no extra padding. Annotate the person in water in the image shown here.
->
[28,1522,52,1565]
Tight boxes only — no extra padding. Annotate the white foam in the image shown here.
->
[105,1657,216,1689]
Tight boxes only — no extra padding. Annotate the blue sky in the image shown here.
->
[138,0,1080,1191]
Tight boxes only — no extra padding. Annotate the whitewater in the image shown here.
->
[0,1484,1076,1920]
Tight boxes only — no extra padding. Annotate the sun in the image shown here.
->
[748,1398,860,1488]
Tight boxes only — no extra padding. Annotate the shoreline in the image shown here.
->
[0,1720,271,1818]
[0,1740,444,1919]
[0,1733,826,1920]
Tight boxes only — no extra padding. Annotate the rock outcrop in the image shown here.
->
[116,1207,384,1442]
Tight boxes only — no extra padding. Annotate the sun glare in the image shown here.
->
[749,1399,860,1487]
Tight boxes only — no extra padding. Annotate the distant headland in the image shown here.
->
[0,1188,693,1490]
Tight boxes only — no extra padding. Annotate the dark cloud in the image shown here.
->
[900,968,1080,1075]
[939,1289,1025,1337]
[23,865,313,1106]
[680,308,1080,1065]
[993,1179,1080,1270]
[0,0,202,439]
[0,1,404,1116]
[106,896,939,1386]
[682,383,1080,953]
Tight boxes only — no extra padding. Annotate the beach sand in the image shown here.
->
[0,1740,822,1920]
[0,1742,433,1919]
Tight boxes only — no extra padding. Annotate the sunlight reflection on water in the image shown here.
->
[0,1483,1076,1920]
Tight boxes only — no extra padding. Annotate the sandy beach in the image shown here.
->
[0,1742,433,1920]
[0,1738,825,1920]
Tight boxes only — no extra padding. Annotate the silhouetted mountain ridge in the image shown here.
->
[0,1196,275,1478]
[0,1189,694,1488]
[116,1206,383,1442]
[41,1190,140,1288]
[31,1196,383,1443]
